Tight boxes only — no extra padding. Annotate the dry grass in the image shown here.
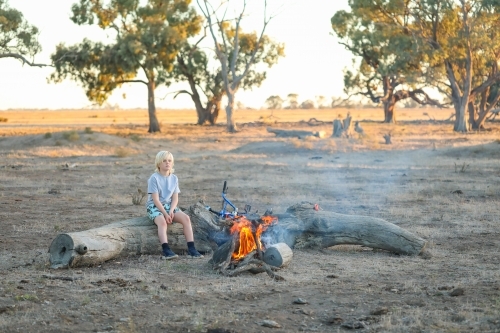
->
[1,108,500,332]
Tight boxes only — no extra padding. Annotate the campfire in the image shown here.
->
[229,215,277,260]
[211,214,293,280]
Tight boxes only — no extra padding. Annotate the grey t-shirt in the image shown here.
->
[145,172,180,207]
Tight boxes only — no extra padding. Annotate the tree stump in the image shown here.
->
[332,114,352,138]
[48,200,426,268]
[383,134,392,144]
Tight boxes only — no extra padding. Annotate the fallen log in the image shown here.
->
[267,127,326,139]
[48,213,216,269]
[266,203,426,255]
[48,201,426,268]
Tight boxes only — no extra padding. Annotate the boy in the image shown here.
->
[146,151,203,259]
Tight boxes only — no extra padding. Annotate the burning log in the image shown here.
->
[263,243,293,268]
[48,200,426,269]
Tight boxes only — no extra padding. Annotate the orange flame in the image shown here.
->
[229,216,277,260]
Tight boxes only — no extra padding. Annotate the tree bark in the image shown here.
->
[147,80,161,133]
[383,99,396,123]
[48,201,427,268]
[226,91,237,132]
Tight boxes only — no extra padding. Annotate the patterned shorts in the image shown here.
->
[146,203,180,222]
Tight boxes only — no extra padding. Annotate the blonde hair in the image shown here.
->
[154,151,175,174]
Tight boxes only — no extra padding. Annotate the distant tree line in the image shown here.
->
[264,94,432,110]
[4,0,500,133]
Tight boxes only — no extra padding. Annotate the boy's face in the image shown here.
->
[159,156,173,173]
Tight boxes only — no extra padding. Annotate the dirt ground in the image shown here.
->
[1,108,500,333]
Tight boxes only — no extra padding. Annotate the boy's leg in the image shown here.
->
[173,211,204,258]
[154,214,178,260]
[154,215,168,244]
[172,211,194,242]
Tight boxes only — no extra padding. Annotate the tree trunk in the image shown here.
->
[226,91,237,132]
[453,100,468,132]
[147,80,161,133]
[188,85,207,125]
[208,96,221,125]
[48,201,427,269]
[200,94,222,126]
[471,99,491,130]
[383,99,396,123]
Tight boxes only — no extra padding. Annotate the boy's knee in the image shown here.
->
[155,217,167,227]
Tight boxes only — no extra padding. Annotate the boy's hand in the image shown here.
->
[164,213,173,224]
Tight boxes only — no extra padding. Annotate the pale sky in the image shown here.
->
[0,0,352,110]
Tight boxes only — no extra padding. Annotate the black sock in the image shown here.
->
[162,243,170,251]
[187,241,195,250]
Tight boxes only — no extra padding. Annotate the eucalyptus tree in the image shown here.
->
[407,0,500,131]
[0,0,44,66]
[331,0,445,124]
[173,24,284,125]
[50,0,202,133]
[197,0,277,132]
[265,95,284,109]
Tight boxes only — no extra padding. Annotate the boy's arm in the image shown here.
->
[152,192,172,224]
[169,192,179,217]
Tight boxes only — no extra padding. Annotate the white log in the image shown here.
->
[48,215,215,269]
[263,243,293,268]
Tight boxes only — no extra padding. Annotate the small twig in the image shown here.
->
[454,162,470,173]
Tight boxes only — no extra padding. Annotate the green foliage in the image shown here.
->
[331,0,428,103]
[403,1,500,130]
[173,23,284,124]
[50,0,202,132]
[44,132,52,139]
[84,127,93,134]
[0,0,42,63]
[265,95,284,109]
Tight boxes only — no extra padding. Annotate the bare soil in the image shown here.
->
[1,108,500,333]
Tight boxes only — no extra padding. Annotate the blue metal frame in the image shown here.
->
[206,181,249,219]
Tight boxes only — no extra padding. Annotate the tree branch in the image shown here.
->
[0,53,51,67]
[116,79,148,85]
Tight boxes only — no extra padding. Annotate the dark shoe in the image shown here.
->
[161,248,179,260]
[187,248,204,259]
